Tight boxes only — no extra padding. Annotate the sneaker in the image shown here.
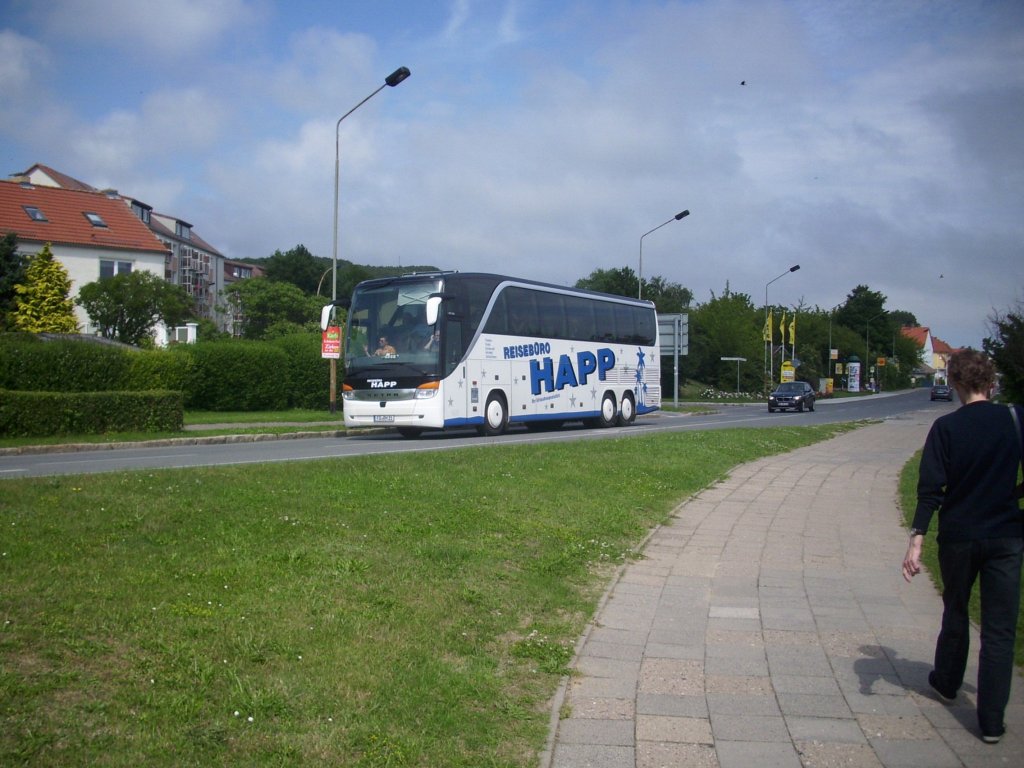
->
[981,728,1004,744]
[928,671,956,703]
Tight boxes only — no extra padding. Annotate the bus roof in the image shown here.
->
[352,271,657,308]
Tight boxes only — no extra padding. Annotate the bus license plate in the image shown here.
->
[374,415,395,423]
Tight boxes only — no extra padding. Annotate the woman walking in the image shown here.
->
[902,349,1023,744]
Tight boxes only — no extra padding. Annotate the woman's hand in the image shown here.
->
[902,535,924,582]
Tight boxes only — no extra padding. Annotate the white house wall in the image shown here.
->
[26,242,165,335]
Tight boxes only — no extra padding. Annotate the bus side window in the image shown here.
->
[564,295,593,341]
[484,291,509,335]
[536,291,566,339]
[592,301,615,342]
[444,321,464,374]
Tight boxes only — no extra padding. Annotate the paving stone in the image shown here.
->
[793,741,883,768]
[636,714,713,744]
[711,713,791,742]
[636,742,719,768]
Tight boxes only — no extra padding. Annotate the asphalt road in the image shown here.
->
[0,388,952,479]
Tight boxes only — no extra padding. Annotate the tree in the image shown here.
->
[0,233,28,331]
[685,285,762,392]
[888,309,918,329]
[575,266,639,297]
[12,243,78,333]
[264,244,329,295]
[225,277,322,339]
[77,271,194,346]
[984,299,1024,402]
[575,266,693,313]
[644,275,694,313]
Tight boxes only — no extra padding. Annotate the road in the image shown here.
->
[0,388,950,479]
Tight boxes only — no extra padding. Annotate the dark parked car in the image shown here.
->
[930,384,953,401]
[769,381,816,412]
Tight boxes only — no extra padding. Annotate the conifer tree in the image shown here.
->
[13,243,79,333]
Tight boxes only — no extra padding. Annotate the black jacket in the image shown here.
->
[912,401,1023,543]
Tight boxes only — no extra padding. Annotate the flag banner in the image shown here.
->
[789,315,796,345]
[763,311,773,342]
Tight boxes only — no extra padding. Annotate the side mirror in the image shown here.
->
[425,295,443,326]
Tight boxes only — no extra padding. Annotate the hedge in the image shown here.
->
[0,336,132,392]
[0,390,183,437]
[0,334,332,412]
[180,342,290,411]
[270,332,331,410]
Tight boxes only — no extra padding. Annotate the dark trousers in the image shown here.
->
[934,537,1023,733]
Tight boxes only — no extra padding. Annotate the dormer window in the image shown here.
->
[84,212,108,227]
[175,221,191,240]
[131,201,151,224]
[23,206,48,222]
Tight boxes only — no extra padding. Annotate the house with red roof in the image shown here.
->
[0,178,169,335]
[11,164,241,335]
[900,325,958,384]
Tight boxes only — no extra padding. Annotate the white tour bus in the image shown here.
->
[332,272,660,437]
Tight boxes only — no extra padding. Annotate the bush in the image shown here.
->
[126,348,193,392]
[0,390,183,437]
[270,332,331,409]
[181,341,289,411]
[0,336,132,392]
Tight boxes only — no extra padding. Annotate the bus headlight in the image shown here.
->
[342,384,354,401]
[415,381,440,399]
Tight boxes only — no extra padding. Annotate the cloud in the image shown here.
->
[39,0,259,59]
[266,27,379,113]
[0,29,51,95]
[66,88,227,192]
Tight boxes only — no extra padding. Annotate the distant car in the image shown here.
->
[768,381,816,413]
[930,384,953,401]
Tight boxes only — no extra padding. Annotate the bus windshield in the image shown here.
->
[344,277,444,375]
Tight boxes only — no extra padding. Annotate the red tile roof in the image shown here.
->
[0,180,169,254]
[932,336,957,354]
[16,163,98,193]
[900,326,929,347]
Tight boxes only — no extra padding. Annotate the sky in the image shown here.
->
[1,0,1022,349]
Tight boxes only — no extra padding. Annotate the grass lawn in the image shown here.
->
[0,410,345,450]
[1,424,852,767]
[898,452,1024,666]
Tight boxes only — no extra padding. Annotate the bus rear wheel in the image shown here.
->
[618,393,636,426]
[590,391,617,428]
[478,393,508,436]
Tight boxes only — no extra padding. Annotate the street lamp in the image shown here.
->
[866,310,885,393]
[763,264,800,389]
[329,66,411,413]
[638,209,689,299]
[826,301,842,389]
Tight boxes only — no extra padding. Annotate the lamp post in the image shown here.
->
[826,301,842,390]
[865,310,885,393]
[638,209,689,299]
[763,264,800,389]
[329,66,411,414]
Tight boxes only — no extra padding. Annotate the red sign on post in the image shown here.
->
[321,326,341,359]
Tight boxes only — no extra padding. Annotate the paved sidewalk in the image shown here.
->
[545,412,1024,768]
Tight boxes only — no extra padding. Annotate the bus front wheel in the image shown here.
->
[618,393,636,426]
[478,393,508,436]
